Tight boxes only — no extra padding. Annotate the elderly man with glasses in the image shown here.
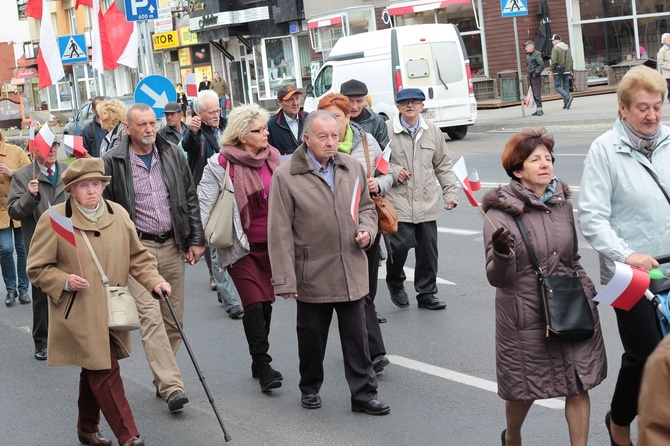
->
[385,88,458,312]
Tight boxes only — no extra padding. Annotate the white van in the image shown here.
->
[304,23,477,140]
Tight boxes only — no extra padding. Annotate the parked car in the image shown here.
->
[63,94,135,135]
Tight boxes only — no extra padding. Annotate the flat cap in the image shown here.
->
[164,102,181,113]
[340,79,368,96]
[396,88,425,103]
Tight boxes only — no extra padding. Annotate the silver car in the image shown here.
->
[63,94,135,135]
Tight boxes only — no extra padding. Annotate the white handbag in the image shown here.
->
[204,160,235,249]
[81,231,140,331]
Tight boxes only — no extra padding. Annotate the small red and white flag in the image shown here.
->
[28,126,35,154]
[594,262,650,310]
[350,176,361,223]
[26,0,65,89]
[375,142,392,175]
[185,73,198,97]
[89,0,138,72]
[33,123,56,159]
[453,157,481,207]
[63,135,87,158]
[49,203,77,247]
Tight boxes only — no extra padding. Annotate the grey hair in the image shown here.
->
[303,110,339,137]
[194,89,219,113]
[663,33,670,43]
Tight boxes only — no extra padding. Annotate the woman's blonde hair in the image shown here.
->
[617,66,668,117]
[221,104,270,147]
[97,99,127,130]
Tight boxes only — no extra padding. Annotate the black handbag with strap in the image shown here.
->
[514,216,595,342]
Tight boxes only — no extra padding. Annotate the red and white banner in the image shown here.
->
[453,156,480,207]
[185,73,197,97]
[28,127,35,154]
[26,0,65,89]
[49,203,77,247]
[594,262,650,310]
[33,123,56,159]
[350,176,361,223]
[89,0,138,72]
[375,143,392,175]
[63,135,87,158]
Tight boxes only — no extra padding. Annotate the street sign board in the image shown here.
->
[134,75,177,118]
[124,0,158,21]
[501,0,528,17]
[58,35,88,64]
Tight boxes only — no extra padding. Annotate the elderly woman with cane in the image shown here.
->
[27,158,171,446]
[483,129,606,446]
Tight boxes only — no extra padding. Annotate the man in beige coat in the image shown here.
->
[385,88,458,311]
[658,33,670,102]
[268,110,390,415]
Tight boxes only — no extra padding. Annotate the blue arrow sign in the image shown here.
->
[134,75,177,118]
[58,35,87,64]
[124,0,158,21]
[501,0,528,17]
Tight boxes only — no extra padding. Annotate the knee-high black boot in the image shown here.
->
[243,302,281,392]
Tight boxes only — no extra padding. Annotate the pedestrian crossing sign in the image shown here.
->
[501,0,528,17]
[58,34,88,64]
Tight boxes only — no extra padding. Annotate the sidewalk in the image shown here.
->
[472,91,670,133]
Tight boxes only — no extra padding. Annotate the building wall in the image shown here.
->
[305,0,387,18]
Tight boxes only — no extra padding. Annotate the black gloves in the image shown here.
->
[492,227,514,254]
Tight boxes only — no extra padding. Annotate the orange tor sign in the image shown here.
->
[153,31,180,50]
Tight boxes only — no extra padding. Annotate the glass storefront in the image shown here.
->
[256,34,312,100]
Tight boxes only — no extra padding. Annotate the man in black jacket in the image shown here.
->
[340,79,389,149]
[102,103,205,413]
[82,96,107,157]
[525,41,545,116]
[267,84,308,155]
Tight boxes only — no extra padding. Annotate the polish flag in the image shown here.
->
[350,176,361,223]
[594,262,650,310]
[185,73,198,97]
[49,203,77,247]
[33,123,56,159]
[90,0,138,72]
[63,135,87,158]
[26,0,65,89]
[375,143,392,175]
[28,126,35,154]
[74,0,92,8]
[453,157,480,207]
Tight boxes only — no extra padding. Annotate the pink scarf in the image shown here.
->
[219,144,280,232]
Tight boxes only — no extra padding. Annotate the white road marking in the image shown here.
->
[377,266,454,285]
[387,354,566,410]
[438,227,481,236]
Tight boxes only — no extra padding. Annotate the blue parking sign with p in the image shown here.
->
[124,0,158,21]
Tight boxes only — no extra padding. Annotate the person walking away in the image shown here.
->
[549,34,574,109]
[524,41,545,116]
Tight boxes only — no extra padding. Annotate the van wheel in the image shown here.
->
[445,126,468,140]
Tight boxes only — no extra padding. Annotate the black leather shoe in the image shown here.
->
[351,399,390,415]
[259,364,282,392]
[35,348,47,360]
[501,429,506,446]
[78,430,112,446]
[605,410,633,446]
[167,390,189,412]
[372,355,390,374]
[18,292,31,304]
[301,393,321,409]
[376,312,387,323]
[5,291,17,306]
[417,295,447,310]
[387,285,409,308]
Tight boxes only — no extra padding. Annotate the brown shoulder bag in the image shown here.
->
[362,135,398,235]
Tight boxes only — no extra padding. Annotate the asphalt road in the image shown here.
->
[0,129,640,445]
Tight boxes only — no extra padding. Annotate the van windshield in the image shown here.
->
[403,42,463,87]
[314,65,333,97]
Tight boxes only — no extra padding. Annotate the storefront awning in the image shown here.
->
[387,0,471,16]
[307,15,342,30]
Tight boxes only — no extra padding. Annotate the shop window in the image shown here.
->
[265,36,296,98]
[581,19,635,65]
[580,0,632,21]
[310,22,345,52]
[394,2,478,31]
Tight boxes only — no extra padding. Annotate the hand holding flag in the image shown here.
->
[594,262,650,310]
[49,203,77,247]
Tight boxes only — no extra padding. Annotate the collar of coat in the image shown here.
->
[274,109,308,126]
[481,179,571,216]
[108,131,173,161]
[289,143,350,176]
[391,113,428,135]
[64,198,117,231]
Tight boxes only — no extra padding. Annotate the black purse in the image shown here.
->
[514,217,595,342]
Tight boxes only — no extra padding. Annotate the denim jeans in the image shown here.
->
[0,225,29,293]
[554,73,572,103]
[211,248,242,312]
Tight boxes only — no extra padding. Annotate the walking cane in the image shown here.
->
[160,290,232,442]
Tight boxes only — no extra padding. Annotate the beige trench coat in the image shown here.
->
[0,142,30,229]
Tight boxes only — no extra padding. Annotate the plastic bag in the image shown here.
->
[524,87,535,108]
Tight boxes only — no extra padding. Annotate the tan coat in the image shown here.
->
[639,335,670,445]
[27,199,164,370]
[268,145,377,303]
[0,142,30,229]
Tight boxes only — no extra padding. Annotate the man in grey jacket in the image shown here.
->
[385,88,458,311]
[525,40,545,116]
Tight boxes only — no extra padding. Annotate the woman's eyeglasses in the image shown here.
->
[249,126,269,133]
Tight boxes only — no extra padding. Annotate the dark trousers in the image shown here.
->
[242,301,273,374]
[365,233,386,359]
[610,297,661,426]
[529,75,543,108]
[297,298,378,404]
[386,221,438,298]
[78,345,139,444]
[666,79,670,101]
[32,287,48,349]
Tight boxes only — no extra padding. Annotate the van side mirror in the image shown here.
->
[306,85,314,97]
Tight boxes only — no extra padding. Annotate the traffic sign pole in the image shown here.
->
[513,17,525,118]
